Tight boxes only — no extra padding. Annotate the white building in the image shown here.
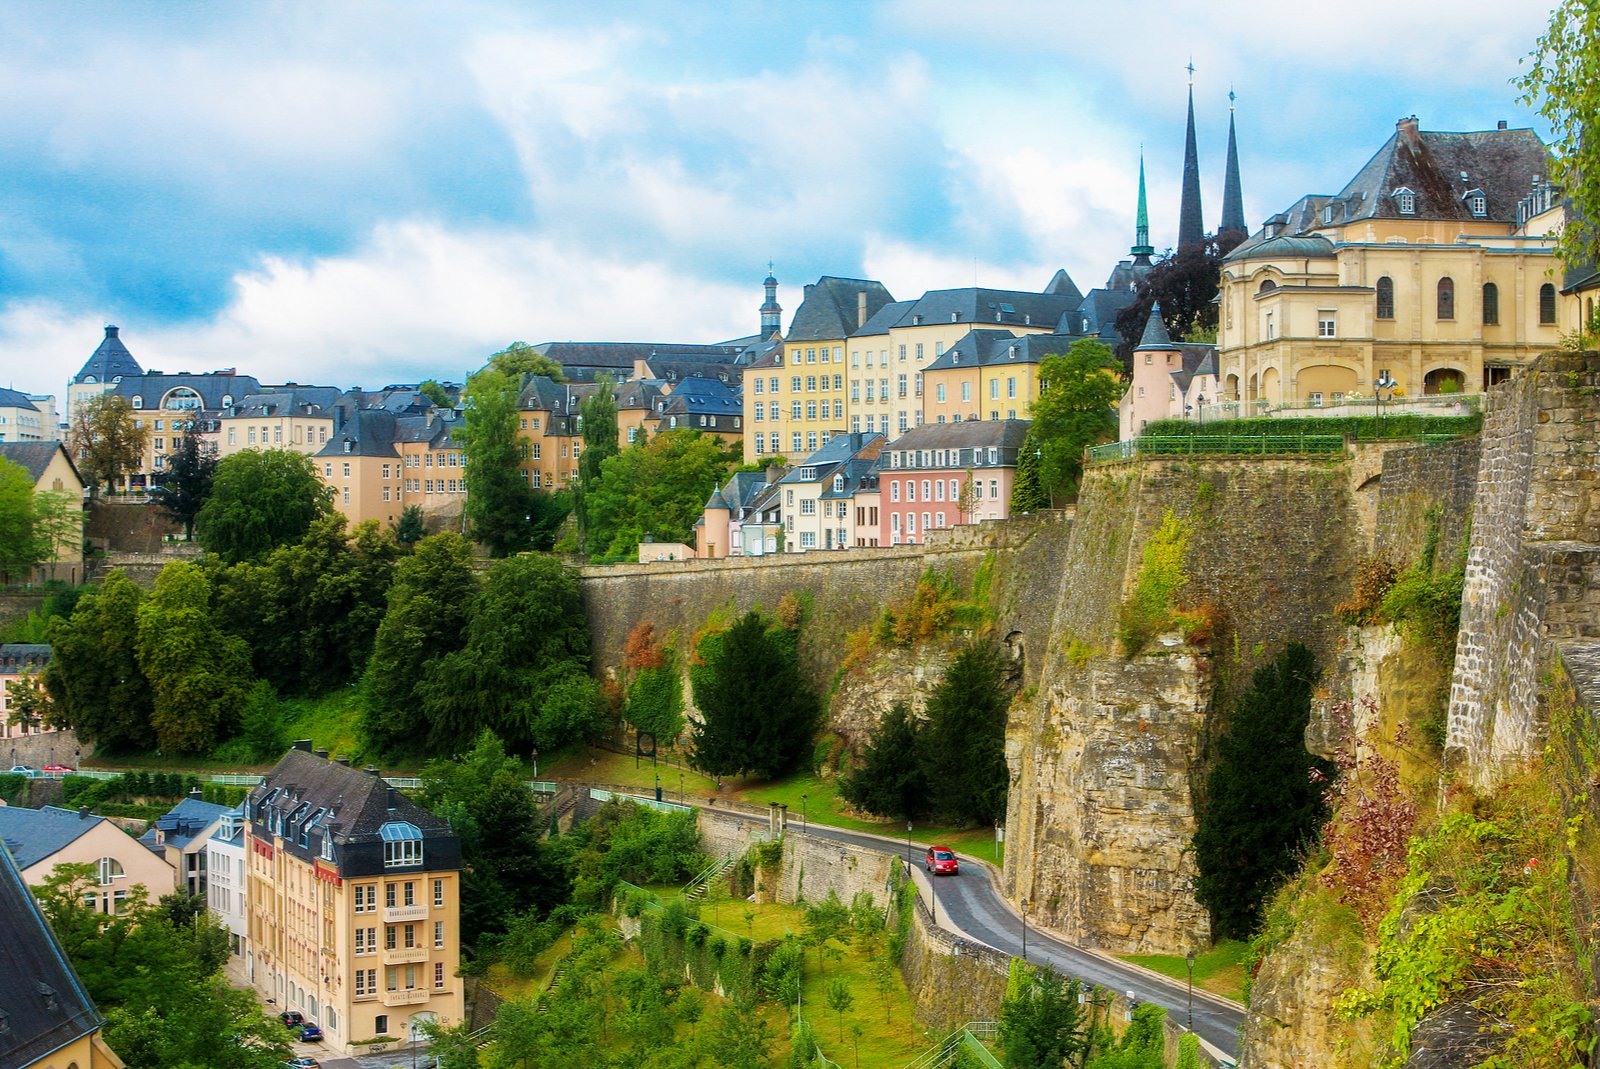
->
[205,804,253,973]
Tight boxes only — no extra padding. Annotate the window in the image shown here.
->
[343,463,350,477]
[385,926,397,950]
[899,345,907,362]
[228,427,236,445]
[806,402,817,420]
[1437,277,1455,319]
[1394,187,1416,214]
[1483,282,1499,325]
[404,923,416,948]
[435,961,445,989]
[769,378,779,393]
[800,531,816,547]
[754,379,764,394]
[806,376,816,392]
[806,432,817,451]
[800,499,816,515]
[97,857,123,886]
[921,480,931,501]
[356,927,375,954]
[833,375,842,390]
[990,479,998,499]
[435,920,445,947]
[356,969,374,997]
[790,376,801,393]
[374,1015,389,1035]
[1376,276,1394,319]
[961,382,971,401]
[937,384,946,402]
[891,481,900,502]
[807,349,816,363]
[791,402,802,420]
[1318,315,1336,338]
[1265,312,1275,340]
[898,374,907,397]
[852,381,860,401]
[1541,283,1557,324]
[768,402,779,421]
[756,433,766,453]
[1468,192,1487,217]
[403,881,415,906]
[381,823,424,868]
[916,343,924,360]
[791,433,802,452]
[1309,392,1323,407]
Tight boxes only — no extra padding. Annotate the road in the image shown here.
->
[740,814,1246,1062]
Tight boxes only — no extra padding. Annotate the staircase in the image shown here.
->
[899,1023,1002,1069]
[681,852,740,902]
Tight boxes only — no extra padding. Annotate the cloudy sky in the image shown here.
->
[0,0,1559,401]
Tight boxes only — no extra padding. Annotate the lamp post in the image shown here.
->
[1186,949,1196,1031]
[800,794,808,836]
[1196,393,1206,427]
[1020,898,1029,962]
[655,772,662,803]
[906,821,913,867]
[1375,370,1396,438]
[531,746,538,778]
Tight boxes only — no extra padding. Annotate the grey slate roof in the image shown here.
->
[113,372,262,413]
[0,644,51,676]
[1043,269,1083,302]
[0,442,78,486]
[881,418,1032,455]
[1068,288,1140,343]
[1134,304,1176,350]
[702,470,770,513]
[0,805,104,871]
[785,278,896,343]
[654,377,741,419]
[868,288,1080,333]
[1170,344,1219,393]
[0,839,104,1069]
[315,405,401,460]
[72,325,143,384]
[143,797,234,854]
[923,330,1084,372]
[0,388,39,413]
[849,300,918,340]
[780,433,885,484]
[532,342,748,374]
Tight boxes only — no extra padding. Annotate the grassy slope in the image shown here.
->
[1118,939,1249,1002]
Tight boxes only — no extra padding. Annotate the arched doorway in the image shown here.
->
[1261,367,1280,404]
[1247,373,1258,401]
[1225,373,1240,401]
[1424,368,1465,395]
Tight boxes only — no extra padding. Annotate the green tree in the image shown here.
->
[420,1017,484,1069]
[586,428,734,559]
[1009,432,1050,512]
[920,644,1010,827]
[1029,339,1122,501]
[1173,1033,1202,1069]
[418,379,455,408]
[1085,1002,1167,1069]
[44,571,154,751]
[393,502,426,546]
[838,702,928,820]
[575,378,620,552]
[998,964,1086,1069]
[689,611,821,780]
[1517,0,1600,269]
[361,531,478,754]
[68,392,149,494]
[0,457,38,580]
[489,340,567,381]
[149,420,218,539]
[1193,642,1334,940]
[707,1001,774,1069]
[136,562,254,753]
[33,489,83,569]
[417,553,590,751]
[825,976,855,1043]
[458,366,537,557]
[195,448,333,564]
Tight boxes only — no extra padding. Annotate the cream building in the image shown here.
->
[0,442,86,583]
[0,804,175,910]
[1216,118,1559,405]
[0,388,50,443]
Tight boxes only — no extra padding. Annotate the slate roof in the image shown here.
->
[786,277,896,343]
[140,797,234,854]
[113,372,262,413]
[1170,344,1219,393]
[881,419,1032,457]
[208,805,246,849]
[0,442,78,487]
[0,805,104,871]
[702,470,770,513]
[0,387,39,413]
[780,432,885,482]
[315,405,401,459]
[922,330,1085,372]
[0,644,51,676]
[1043,269,1083,302]
[531,342,748,374]
[1068,288,1140,343]
[654,377,742,419]
[225,386,341,419]
[0,839,105,1069]
[72,325,143,385]
[866,288,1081,333]
[1134,304,1176,351]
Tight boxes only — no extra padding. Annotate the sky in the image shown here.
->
[0,0,1561,401]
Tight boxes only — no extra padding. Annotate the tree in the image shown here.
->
[1193,642,1334,940]
[1517,1,1600,269]
[999,964,1086,1069]
[1009,432,1050,513]
[361,531,478,754]
[585,428,735,560]
[1029,340,1122,501]
[624,621,683,742]
[869,955,898,1023]
[838,702,928,820]
[489,341,567,381]
[44,571,154,751]
[1085,1002,1167,1069]
[194,448,333,564]
[136,562,254,753]
[420,1017,484,1069]
[68,392,148,494]
[920,644,1010,827]
[418,379,455,409]
[33,490,83,568]
[417,553,590,751]
[393,502,426,546]
[574,378,620,552]
[689,610,821,780]
[825,976,856,1043]
[0,457,38,580]
[148,420,218,539]
[458,366,537,557]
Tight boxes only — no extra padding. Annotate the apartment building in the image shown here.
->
[775,432,884,551]
[0,387,49,442]
[641,376,743,448]
[920,329,1082,426]
[206,804,253,966]
[216,387,341,459]
[876,420,1029,544]
[0,804,175,910]
[245,744,463,1057]
[139,793,236,898]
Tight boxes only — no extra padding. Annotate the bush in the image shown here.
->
[1336,556,1398,626]
[1141,413,1481,439]
[1117,510,1192,656]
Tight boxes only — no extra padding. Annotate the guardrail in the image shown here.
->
[589,787,692,815]
[1087,434,1346,463]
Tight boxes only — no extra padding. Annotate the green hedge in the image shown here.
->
[1141,413,1481,440]
[633,900,774,1004]
[96,803,170,820]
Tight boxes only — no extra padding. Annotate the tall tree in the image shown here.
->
[362,531,478,754]
[458,366,536,557]
[585,428,734,560]
[194,448,333,564]
[999,965,1086,1069]
[838,702,928,820]
[417,553,590,751]
[689,611,820,780]
[44,571,154,751]
[0,457,38,580]
[1008,431,1050,513]
[1517,0,1600,270]
[1029,339,1122,502]
[574,378,620,552]
[1193,642,1334,940]
[31,489,84,567]
[392,502,426,547]
[148,420,218,539]
[68,392,148,494]
[920,644,1010,827]
[489,341,567,381]
[136,562,254,753]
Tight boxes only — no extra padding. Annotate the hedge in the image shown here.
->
[1140,413,1481,440]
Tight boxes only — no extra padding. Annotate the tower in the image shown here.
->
[760,266,782,339]
[1177,65,1205,250]
[1220,91,1246,236]
[1132,155,1155,265]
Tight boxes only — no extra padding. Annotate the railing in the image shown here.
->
[900,1023,1003,1069]
[1177,393,1484,423]
[1086,434,1346,463]
[588,787,692,815]
[681,852,740,902]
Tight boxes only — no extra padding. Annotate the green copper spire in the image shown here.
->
[1132,154,1155,261]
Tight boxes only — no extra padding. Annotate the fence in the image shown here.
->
[588,787,693,815]
[1086,434,1346,463]
[1177,393,1483,423]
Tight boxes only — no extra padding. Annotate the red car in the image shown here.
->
[925,846,959,876]
[42,765,75,773]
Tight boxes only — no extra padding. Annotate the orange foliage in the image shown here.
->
[625,620,666,671]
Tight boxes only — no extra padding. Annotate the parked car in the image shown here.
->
[277,1011,304,1028]
[925,846,959,876]
[5,765,36,777]
[298,1024,323,1042]
[282,1060,319,1069]
[41,764,75,773]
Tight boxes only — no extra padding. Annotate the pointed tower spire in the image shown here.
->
[1135,302,1175,350]
[1220,90,1245,236]
[1177,63,1205,250]
[1131,154,1155,264]
[759,263,782,339]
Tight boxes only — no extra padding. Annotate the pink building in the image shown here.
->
[1119,303,1219,440]
[875,420,1028,544]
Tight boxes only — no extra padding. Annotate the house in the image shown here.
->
[203,804,252,971]
[111,368,263,488]
[0,804,175,910]
[138,793,236,898]
[215,386,341,459]
[875,420,1031,544]
[696,469,777,558]
[920,329,1085,427]
[641,376,743,447]
[0,442,86,583]
[0,839,126,1069]
[775,432,884,552]
[245,743,464,1057]
[2,644,54,742]
[1119,306,1221,438]
[1216,117,1558,405]
[0,387,50,443]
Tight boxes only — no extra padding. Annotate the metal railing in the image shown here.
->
[588,787,693,815]
[1176,393,1483,423]
[1087,434,1346,463]
[900,1023,1003,1069]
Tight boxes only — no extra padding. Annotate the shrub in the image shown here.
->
[1335,555,1398,626]
[1116,510,1192,656]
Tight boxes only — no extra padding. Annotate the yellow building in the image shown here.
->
[1216,118,1559,405]
[246,744,464,1057]
[919,329,1080,427]
[0,442,85,583]
[216,388,339,460]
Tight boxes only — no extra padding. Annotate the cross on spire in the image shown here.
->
[1186,58,1195,85]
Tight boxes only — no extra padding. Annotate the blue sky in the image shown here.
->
[0,0,1559,400]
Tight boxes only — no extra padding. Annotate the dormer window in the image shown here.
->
[381,822,424,868]
[131,396,143,409]
[832,475,845,492]
[1393,187,1416,215]
[1322,204,1337,225]
[1465,190,1487,217]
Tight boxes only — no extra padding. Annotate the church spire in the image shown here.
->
[759,263,782,339]
[1177,63,1205,250]
[1132,154,1155,264]
[1220,90,1245,236]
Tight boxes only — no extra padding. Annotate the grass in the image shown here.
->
[482,927,578,999]
[1118,939,1249,1002]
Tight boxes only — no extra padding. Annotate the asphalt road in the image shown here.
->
[765,817,1245,1061]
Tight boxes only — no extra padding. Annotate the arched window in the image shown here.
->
[1482,282,1499,325]
[1257,278,1277,293]
[1541,283,1557,324]
[1437,277,1455,320]
[162,386,202,410]
[1376,277,1394,320]
[131,396,143,409]
[97,857,124,886]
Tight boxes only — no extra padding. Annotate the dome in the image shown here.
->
[1224,233,1337,263]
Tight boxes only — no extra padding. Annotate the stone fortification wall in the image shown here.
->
[3,729,87,767]
[0,593,45,631]
[1374,437,1482,572]
[1448,352,1600,786]
[899,890,1010,1035]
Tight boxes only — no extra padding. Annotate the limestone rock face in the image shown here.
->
[1003,635,1213,955]
[830,644,955,750]
[1239,907,1358,1069]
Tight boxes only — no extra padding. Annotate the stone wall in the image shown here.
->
[899,890,1010,1035]
[3,729,87,767]
[1374,437,1482,572]
[0,594,45,632]
[84,500,184,555]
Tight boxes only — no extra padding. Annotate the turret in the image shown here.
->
[760,267,782,339]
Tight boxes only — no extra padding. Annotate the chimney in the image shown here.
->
[386,787,399,810]
[316,748,330,761]
[78,806,89,820]
[335,756,350,766]
[857,289,867,328]
[1396,115,1421,150]
[1498,120,1508,130]
[364,766,380,777]
[292,739,314,753]
[104,325,119,339]
[189,788,203,801]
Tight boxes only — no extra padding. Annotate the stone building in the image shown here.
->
[245,744,464,1057]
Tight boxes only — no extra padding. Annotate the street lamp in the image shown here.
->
[1186,949,1196,1031]
[800,794,808,836]
[655,772,662,803]
[1375,369,1396,438]
[531,747,538,778]
[906,821,913,867]
[1196,393,1206,427]
[1020,898,1029,962]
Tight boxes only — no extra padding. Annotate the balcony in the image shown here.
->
[383,947,429,966]
[381,988,431,1007]
[383,905,429,922]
